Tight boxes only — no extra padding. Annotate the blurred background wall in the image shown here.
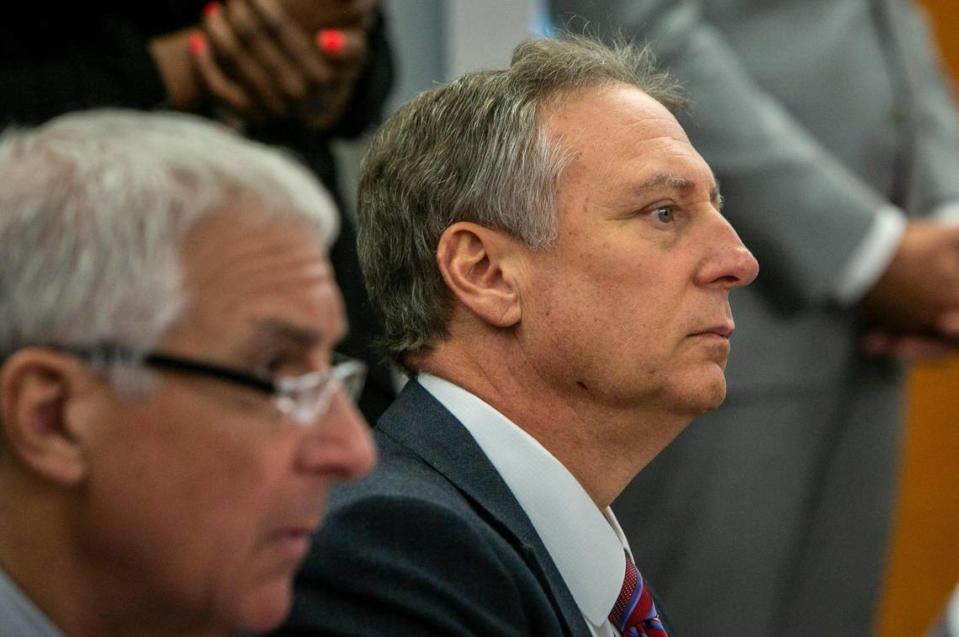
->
[332,0,537,221]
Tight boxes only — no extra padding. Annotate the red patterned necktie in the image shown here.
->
[608,552,669,637]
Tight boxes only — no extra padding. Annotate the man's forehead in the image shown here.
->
[232,272,348,351]
[170,208,345,354]
[542,83,683,136]
[541,84,714,194]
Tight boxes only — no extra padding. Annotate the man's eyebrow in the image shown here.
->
[634,173,723,207]
[635,173,695,193]
[250,320,328,349]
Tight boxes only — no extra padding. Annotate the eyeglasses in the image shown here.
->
[70,347,366,427]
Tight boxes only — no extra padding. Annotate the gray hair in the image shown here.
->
[357,35,685,368]
[0,109,339,382]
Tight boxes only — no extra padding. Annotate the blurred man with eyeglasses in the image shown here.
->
[0,109,375,636]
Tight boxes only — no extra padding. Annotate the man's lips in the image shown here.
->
[270,525,319,562]
[689,323,735,338]
[280,525,318,538]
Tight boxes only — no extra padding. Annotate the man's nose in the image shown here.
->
[698,214,760,289]
[296,391,377,480]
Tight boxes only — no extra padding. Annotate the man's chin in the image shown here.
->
[678,377,728,417]
[231,582,295,635]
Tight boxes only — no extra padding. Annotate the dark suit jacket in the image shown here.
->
[274,380,672,636]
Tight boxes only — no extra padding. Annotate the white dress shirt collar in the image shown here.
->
[418,374,628,630]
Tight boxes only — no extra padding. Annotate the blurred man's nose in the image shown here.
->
[296,391,376,480]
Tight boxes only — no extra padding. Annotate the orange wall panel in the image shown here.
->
[876,4,959,636]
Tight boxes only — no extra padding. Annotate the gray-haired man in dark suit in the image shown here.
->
[276,35,758,636]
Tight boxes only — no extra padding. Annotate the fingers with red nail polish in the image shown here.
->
[317,29,345,55]
[188,25,260,121]
[249,0,330,86]
[185,0,370,132]
[188,32,208,55]
[315,27,365,64]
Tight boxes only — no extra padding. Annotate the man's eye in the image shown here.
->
[257,356,283,377]
[259,352,308,377]
[654,206,674,223]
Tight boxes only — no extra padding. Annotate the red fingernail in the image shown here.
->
[203,1,221,17]
[317,29,345,55]
[188,32,207,55]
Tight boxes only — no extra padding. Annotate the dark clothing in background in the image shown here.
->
[0,2,396,422]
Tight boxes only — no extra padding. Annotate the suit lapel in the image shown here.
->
[377,380,592,637]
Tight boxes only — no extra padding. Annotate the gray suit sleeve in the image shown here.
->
[886,0,959,213]
[550,0,913,306]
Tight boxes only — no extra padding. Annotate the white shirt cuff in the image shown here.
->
[832,206,907,305]
[932,200,959,227]
[949,582,959,636]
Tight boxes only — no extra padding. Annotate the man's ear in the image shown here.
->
[0,349,92,486]
[436,221,525,329]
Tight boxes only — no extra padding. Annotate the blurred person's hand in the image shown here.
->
[860,220,959,352]
[277,0,377,31]
[298,26,368,130]
[150,28,206,111]
[191,0,369,130]
[861,329,958,362]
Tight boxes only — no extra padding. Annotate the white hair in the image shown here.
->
[0,109,339,370]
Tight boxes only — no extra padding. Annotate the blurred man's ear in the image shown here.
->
[436,221,525,329]
[0,349,92,486]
